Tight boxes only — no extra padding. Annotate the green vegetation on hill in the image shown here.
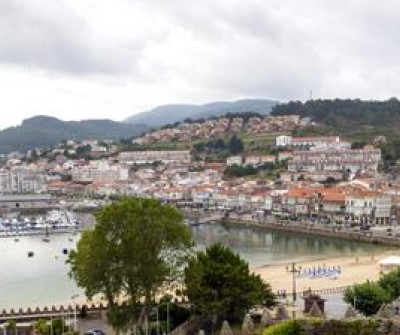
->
[224,162,284,179]
[0,116,147,153]
[271,98,400,141]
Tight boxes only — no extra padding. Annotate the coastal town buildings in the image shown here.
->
[288,147,381,174]
[280,186,393,225]
[134,115,310,144]
[0,129,397,229]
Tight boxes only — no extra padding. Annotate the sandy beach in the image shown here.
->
[253,250,400,294]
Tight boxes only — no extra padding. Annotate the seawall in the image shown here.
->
[221,218,400,247]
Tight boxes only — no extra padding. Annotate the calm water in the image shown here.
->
[0,223,393,309]
[192,223,393,267]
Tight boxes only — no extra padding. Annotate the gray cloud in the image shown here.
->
[0,0,148,76]
[1,0,400,128]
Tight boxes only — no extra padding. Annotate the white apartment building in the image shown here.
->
[0,166,46,193]
[288,147,381,173]
[226,156,243,166]
[276,135,292,147]
[0,169,9,193]
[346,191,392,225]
[276,136,345,148]
[119,151,191,165]
[72,160,129,183]
[11,167,45,193]
[244,156,261,166]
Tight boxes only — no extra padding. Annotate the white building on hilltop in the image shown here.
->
[119,151,191,165]
[276,136,349,149]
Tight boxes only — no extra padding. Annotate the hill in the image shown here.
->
[124,99,279,127]
[271,98,400,141]
[0,116,148,154]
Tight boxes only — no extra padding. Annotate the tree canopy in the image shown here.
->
[228,135,244,154]
[184,243,275,322]
[344,267,400,316]
[344,281,390,316]
[272,98,400,142]
[68,197,193,333]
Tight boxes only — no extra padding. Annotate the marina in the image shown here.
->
[0,210,81,237]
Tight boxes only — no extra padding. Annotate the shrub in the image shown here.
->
[263,320,302,335]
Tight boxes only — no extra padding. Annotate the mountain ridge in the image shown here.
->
[0,115,147,154]
[124,98,279,127]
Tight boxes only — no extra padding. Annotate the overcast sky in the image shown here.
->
[0,0,399,128]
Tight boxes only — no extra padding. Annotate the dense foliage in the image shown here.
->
[68,197,193,333]
[193,138,228,153]
[264,320,302,335]
[271,98,400,141]
[184,243,275,322]
[224,162,278,178]
[263,319,382,335]
[272,98,400,127]
[33,318,68,335]
[193,136,244,156]
[378,267,400,301]
[228,135,244,154]
[344,281,390,316]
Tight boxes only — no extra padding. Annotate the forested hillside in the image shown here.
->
[0,116,147,153]
[271,98,400,140]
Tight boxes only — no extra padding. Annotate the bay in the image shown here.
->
[0,222,391,309]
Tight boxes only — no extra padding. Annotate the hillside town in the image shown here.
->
[0,124,397,231]
[133,114,311,144]
[6,2,400,334]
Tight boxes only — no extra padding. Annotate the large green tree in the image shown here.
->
[184,243,275,322]
[68,197,193,333]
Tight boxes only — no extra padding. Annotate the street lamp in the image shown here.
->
[71,294,79,332]
[287,263,302,303]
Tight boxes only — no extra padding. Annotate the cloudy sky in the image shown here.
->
[0,0,399,128]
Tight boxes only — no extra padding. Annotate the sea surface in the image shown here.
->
[0,222,393,309]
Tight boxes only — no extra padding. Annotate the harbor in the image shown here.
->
[0,209,89,238]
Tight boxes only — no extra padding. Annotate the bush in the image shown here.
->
[263,319,382,335]
[263,320,302,335]
[344,281,390,316]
